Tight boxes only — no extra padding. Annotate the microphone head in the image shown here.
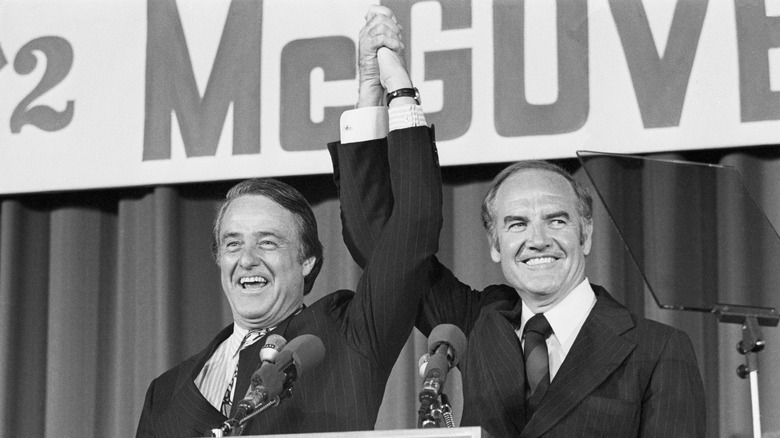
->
[251,335,325,402]
[260,334,287,363]
[285,334,326,377]
[428,324,467,368]
[255,351,290,398]
[418,353,431,378]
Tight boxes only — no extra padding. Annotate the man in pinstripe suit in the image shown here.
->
[135,8,441,437]
[331,7,706,437]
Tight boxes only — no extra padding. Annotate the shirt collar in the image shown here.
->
[228,304,306,357]
[228,323,251,357]
[232,323,250,339]
[520,279,596,353]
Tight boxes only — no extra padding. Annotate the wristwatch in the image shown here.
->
[386,87,420,106]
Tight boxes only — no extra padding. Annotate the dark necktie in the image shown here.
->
[220,329,265,416]
[523,313,553,420]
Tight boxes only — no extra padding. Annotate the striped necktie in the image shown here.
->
[221,329,265,416]
[523,313,553,420]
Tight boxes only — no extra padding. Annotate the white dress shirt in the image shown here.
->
[517,279,597,380]
[194,324,255,410]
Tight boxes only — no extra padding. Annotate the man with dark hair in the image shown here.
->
[136,7,442,436]
[210,178,324,297]
[332,14,706,438]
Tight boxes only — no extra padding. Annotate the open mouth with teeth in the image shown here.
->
[239,276,268,289]
[524,256,558,266]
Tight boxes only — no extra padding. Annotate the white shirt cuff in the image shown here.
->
[340,107,388,144]
[389,104,427,131]
[340,104,427,144]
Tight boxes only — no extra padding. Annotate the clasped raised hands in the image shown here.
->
[357,5,413,108]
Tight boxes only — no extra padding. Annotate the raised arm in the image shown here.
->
[344,125,442,367]
[328,5,403,268]
[328,137,391,269]
[334,7,444,368]
[329,7,506,341]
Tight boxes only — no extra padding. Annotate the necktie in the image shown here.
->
[221,329,265,416]
[523,313,553,420]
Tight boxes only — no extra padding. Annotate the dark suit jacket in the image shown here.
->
[330,135,706,438]
[136,126,442,437]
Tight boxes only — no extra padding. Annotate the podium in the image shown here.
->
[207,427,491,438]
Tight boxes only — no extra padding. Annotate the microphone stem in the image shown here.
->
[417,395,432,428]
[211,418,238,437]
[440,393,455,428]
[237,397,280,428]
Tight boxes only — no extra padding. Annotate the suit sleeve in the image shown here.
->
[639,329,706,437]
[328,138,392,269]
[135,381,156,438]
[329,133,504,339]
[334,126,444,370]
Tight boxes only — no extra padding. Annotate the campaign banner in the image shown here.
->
[2,0,780,194]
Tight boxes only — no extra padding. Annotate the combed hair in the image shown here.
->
[212,178,324,295]
[480,160,593,247]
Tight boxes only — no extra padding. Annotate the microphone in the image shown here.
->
[418,324,466,427]
[213,334,288,436]
[230,335,287,420]
[259,334,288,363]
[420,324,466,396]
[236,334,325,415]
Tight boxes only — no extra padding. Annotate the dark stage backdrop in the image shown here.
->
[1,147,778,437]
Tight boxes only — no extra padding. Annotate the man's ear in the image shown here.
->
[302,256,316,276]
[488,233,501,263]
[581,219,593,256]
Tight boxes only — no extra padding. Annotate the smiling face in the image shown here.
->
[217,194,315,330]
[489,169,593,312]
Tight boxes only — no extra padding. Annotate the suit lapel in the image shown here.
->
[174,380,227,435]
[471,306,528,435]
[521,288,636,438]
[170,324,234,436]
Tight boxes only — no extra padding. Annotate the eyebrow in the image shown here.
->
[256,231,288,243]
[503,215,528,225]
[221,231,243,242]
[502,210,571,225]
[220,231,286,242]
[544,210,571,221]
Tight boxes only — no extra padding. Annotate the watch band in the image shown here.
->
[386,87,420,106]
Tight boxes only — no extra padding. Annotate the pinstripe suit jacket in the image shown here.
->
[330,136,706,438]
[135,126,442,437]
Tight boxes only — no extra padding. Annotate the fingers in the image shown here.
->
[356,6,411,107]
[362,31,404,53]
[365,5,397,22]
[377,46,412,92]
[360,13,403,52]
